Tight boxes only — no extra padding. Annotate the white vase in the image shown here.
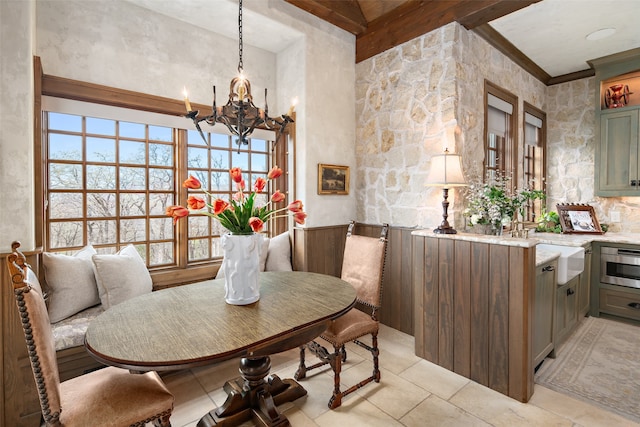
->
[221,233,262,305]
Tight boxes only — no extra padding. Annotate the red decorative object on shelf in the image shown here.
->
[604,84,632,108]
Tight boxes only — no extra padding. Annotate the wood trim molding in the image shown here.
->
[41,74,204,117]
[457,0,541,30]
[34,57,44,249]
[285,0,367,34]
[547,69,595,86]
[473,23,551,84]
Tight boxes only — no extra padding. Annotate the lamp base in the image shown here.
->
[433,226,457,234]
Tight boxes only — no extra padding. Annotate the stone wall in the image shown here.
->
[355,23,547,230]
[547,78,640,233]
[355,24,459,228]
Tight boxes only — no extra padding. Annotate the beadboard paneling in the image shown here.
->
[413,234,535,403]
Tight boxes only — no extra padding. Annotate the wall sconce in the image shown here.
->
[425,149,467,234]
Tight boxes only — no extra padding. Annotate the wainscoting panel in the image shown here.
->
[293,223,416,335]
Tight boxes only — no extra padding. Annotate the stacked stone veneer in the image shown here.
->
[547,78,640,232]
[356,22,545,230]
[356,22,640,233]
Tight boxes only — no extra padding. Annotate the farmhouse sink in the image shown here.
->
[537,244,585,285]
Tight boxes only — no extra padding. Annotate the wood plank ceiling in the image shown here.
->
[284,0,576,85]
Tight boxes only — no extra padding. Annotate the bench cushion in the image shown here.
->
[52,304,104,351]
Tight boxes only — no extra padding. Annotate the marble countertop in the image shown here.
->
[411,230,640,260]
[535,248,560,267]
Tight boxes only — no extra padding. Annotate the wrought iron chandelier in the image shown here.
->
[182,0,294,150]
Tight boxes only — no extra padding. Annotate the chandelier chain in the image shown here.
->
[238,0,243,74]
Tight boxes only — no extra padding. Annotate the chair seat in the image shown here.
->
[60,367,173,426]
[321,308,378,347]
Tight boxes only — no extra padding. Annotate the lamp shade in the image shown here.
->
[425,151,466,187]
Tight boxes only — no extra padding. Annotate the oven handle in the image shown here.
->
[617,249,640,257]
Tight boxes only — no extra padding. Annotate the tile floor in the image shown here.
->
[160,324,639,427]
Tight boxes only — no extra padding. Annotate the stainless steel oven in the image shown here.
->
[601,246,640,289]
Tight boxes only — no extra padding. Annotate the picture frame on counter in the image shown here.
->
[556,203,604,234]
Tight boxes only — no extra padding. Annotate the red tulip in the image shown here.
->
[267,166,282,180]
[166,205,189,224]
[249,217,264,232]
[183,175,201,189]
[187,196,206,210]
[288,200,304,213]
[212,199,229,215]
[230,167,243,183]
[253,177,267,193]
[236,179,246,191]
[271,190,285,203]
[293,211,307,225]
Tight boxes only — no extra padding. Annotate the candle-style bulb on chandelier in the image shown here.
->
[183,0,294,151]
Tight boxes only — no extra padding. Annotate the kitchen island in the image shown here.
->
[412,229,640,403]
[412,231,537,402]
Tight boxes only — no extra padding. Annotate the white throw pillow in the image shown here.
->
[215,234,270,279]
[265,232,293,272]
[92,245,153,309]
[43,245,100,323]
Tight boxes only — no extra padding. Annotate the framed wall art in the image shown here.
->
[318,164,349,195]
[556,203,603,234]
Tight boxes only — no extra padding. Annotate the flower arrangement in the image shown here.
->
[166,166,306,234]
[463,173,545,230]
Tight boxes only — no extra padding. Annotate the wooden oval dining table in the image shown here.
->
[85,271,357,427]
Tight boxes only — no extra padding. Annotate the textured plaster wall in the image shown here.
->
[36,0,277,110]
[0,1,35,252]
[355,23,546,230]
[0,0,355,249]
[251,0,357,227]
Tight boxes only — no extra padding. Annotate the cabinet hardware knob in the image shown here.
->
[542,265,555,272]
[567,288,575,296]
[631,180,638,186]
[628,302,640,310]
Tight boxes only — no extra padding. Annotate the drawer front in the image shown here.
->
[599,288,640,321]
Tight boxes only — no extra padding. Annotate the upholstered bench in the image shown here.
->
[44,232,293,380]
[52,304,104,351]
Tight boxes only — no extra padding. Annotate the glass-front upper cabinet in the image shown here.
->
[591,48,640,197]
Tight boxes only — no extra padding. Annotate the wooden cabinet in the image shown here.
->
[599,287,640,321]
[555,276,579,349]
[597,109,640,195]
[577,245,592,318]
[533,260,557,368]
[592,49,640,197]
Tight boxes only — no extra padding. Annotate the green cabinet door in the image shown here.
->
[533,261,557,367]
[596,109,640,196]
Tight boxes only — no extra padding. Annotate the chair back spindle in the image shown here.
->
[8,241,63,425]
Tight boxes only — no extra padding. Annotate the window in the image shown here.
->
[484,81,518,185]
[43,97,276,269]
[185,131,270,263]
[523,102,546,221]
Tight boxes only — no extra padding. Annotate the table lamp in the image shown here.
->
[425,149,467,234]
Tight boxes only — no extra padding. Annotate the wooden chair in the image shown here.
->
[294,222,388,409]
[6,241,174,427]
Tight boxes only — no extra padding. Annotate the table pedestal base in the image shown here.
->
[197,356,307,427]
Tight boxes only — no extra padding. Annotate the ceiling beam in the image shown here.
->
[355,0,533,63]
[285,0,367,35]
